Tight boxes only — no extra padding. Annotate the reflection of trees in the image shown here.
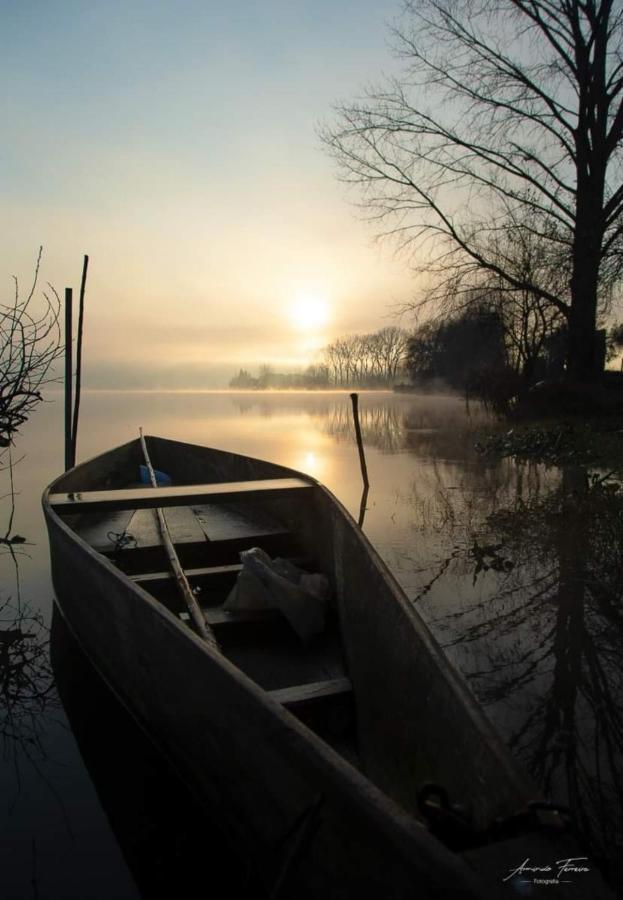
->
[226,392,492,460]
[403,457,548,547]
[325,402,406,452]
[0,457,57,802]
[410,468,623,881]
[1,594,55,782]
[324,394,491,455]
[229,394,335,419]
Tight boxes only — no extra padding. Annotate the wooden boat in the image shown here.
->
[43,435,607,899]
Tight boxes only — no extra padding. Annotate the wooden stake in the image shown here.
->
[139,429,219,650]
[71,255,89,464]
[358,485,369,529]
[350,393,369,492]
[64,288,73,471]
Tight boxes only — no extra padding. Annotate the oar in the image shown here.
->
[139,429,219,651]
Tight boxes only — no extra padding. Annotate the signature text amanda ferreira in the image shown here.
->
[503,857,590,886]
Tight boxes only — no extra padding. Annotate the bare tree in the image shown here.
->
[1,248,61,448]
[322,0,623,383]
[323,328,409,386]
[377,326,410,381]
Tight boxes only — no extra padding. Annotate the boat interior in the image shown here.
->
[49,437,360,767]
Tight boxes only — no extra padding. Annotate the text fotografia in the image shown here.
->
[503,858,590,886]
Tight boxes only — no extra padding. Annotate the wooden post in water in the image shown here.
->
[71,255,89,465]
[350,393,369,490]
[350,393,369,528]
[64,288,73,472]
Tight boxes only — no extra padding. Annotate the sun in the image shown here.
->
[289,292,331,331]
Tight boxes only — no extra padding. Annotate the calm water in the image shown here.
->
[1,389,622,896]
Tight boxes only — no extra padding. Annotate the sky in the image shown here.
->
[2,0,417,388]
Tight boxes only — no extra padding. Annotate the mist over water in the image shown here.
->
[2,389,621,895]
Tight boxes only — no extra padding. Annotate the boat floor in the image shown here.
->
[66,496,360,766]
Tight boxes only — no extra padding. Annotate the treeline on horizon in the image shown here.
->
[228,310,623,403]
[229,326,409,389]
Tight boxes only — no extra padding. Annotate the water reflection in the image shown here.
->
[410,465,623,883]
[0,457,57,794]
[322,392,490,455]
[0,593,55,795]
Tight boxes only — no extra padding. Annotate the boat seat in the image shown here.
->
[131,554,311,587]
[105,531,300,575]
[177,605,281,628]
[203,606,282,627]
[132,563,243,585]
[48,478,313,514]
[269,677,352,709]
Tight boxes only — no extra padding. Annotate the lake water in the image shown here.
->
[2,389,622,896]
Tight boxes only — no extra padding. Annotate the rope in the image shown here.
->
[107,530,136,550]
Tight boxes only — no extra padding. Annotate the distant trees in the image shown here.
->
[230,327,409,390]
[257,364,274,390]
[229,364,330,390]
[1,249,61,449]
[303,364,331,388]
[323,0,623,383]
[323,327,409,386]
[229,368,258,389]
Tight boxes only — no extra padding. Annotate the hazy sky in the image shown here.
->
[2,0,416,388]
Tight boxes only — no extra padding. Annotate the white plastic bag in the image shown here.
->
[223,547,329,641]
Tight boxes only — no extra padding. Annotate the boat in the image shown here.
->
[43,435,608,899]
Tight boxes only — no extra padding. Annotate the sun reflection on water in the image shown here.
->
[296,450,324,478]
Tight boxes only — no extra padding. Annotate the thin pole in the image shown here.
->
[139,429,219,650]
[350,393,369,491]
[358,485,369,529]
[64,288,73,471]
[71,255,89,464]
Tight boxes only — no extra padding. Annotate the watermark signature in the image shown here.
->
[503,857,590,887]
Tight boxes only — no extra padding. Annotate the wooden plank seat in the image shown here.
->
[203,606,283,627]
[107,531,300,575]
[131,562,243,585]
[269,678,353,709]
[176,602,282,628]
[48,478,313,514]
[131,554,312,587]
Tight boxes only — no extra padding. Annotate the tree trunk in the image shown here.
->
[566,13,609,384]
[567,289,599,382]
[567,179,604,381]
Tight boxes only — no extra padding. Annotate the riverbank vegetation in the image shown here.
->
[476,415,623,475]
